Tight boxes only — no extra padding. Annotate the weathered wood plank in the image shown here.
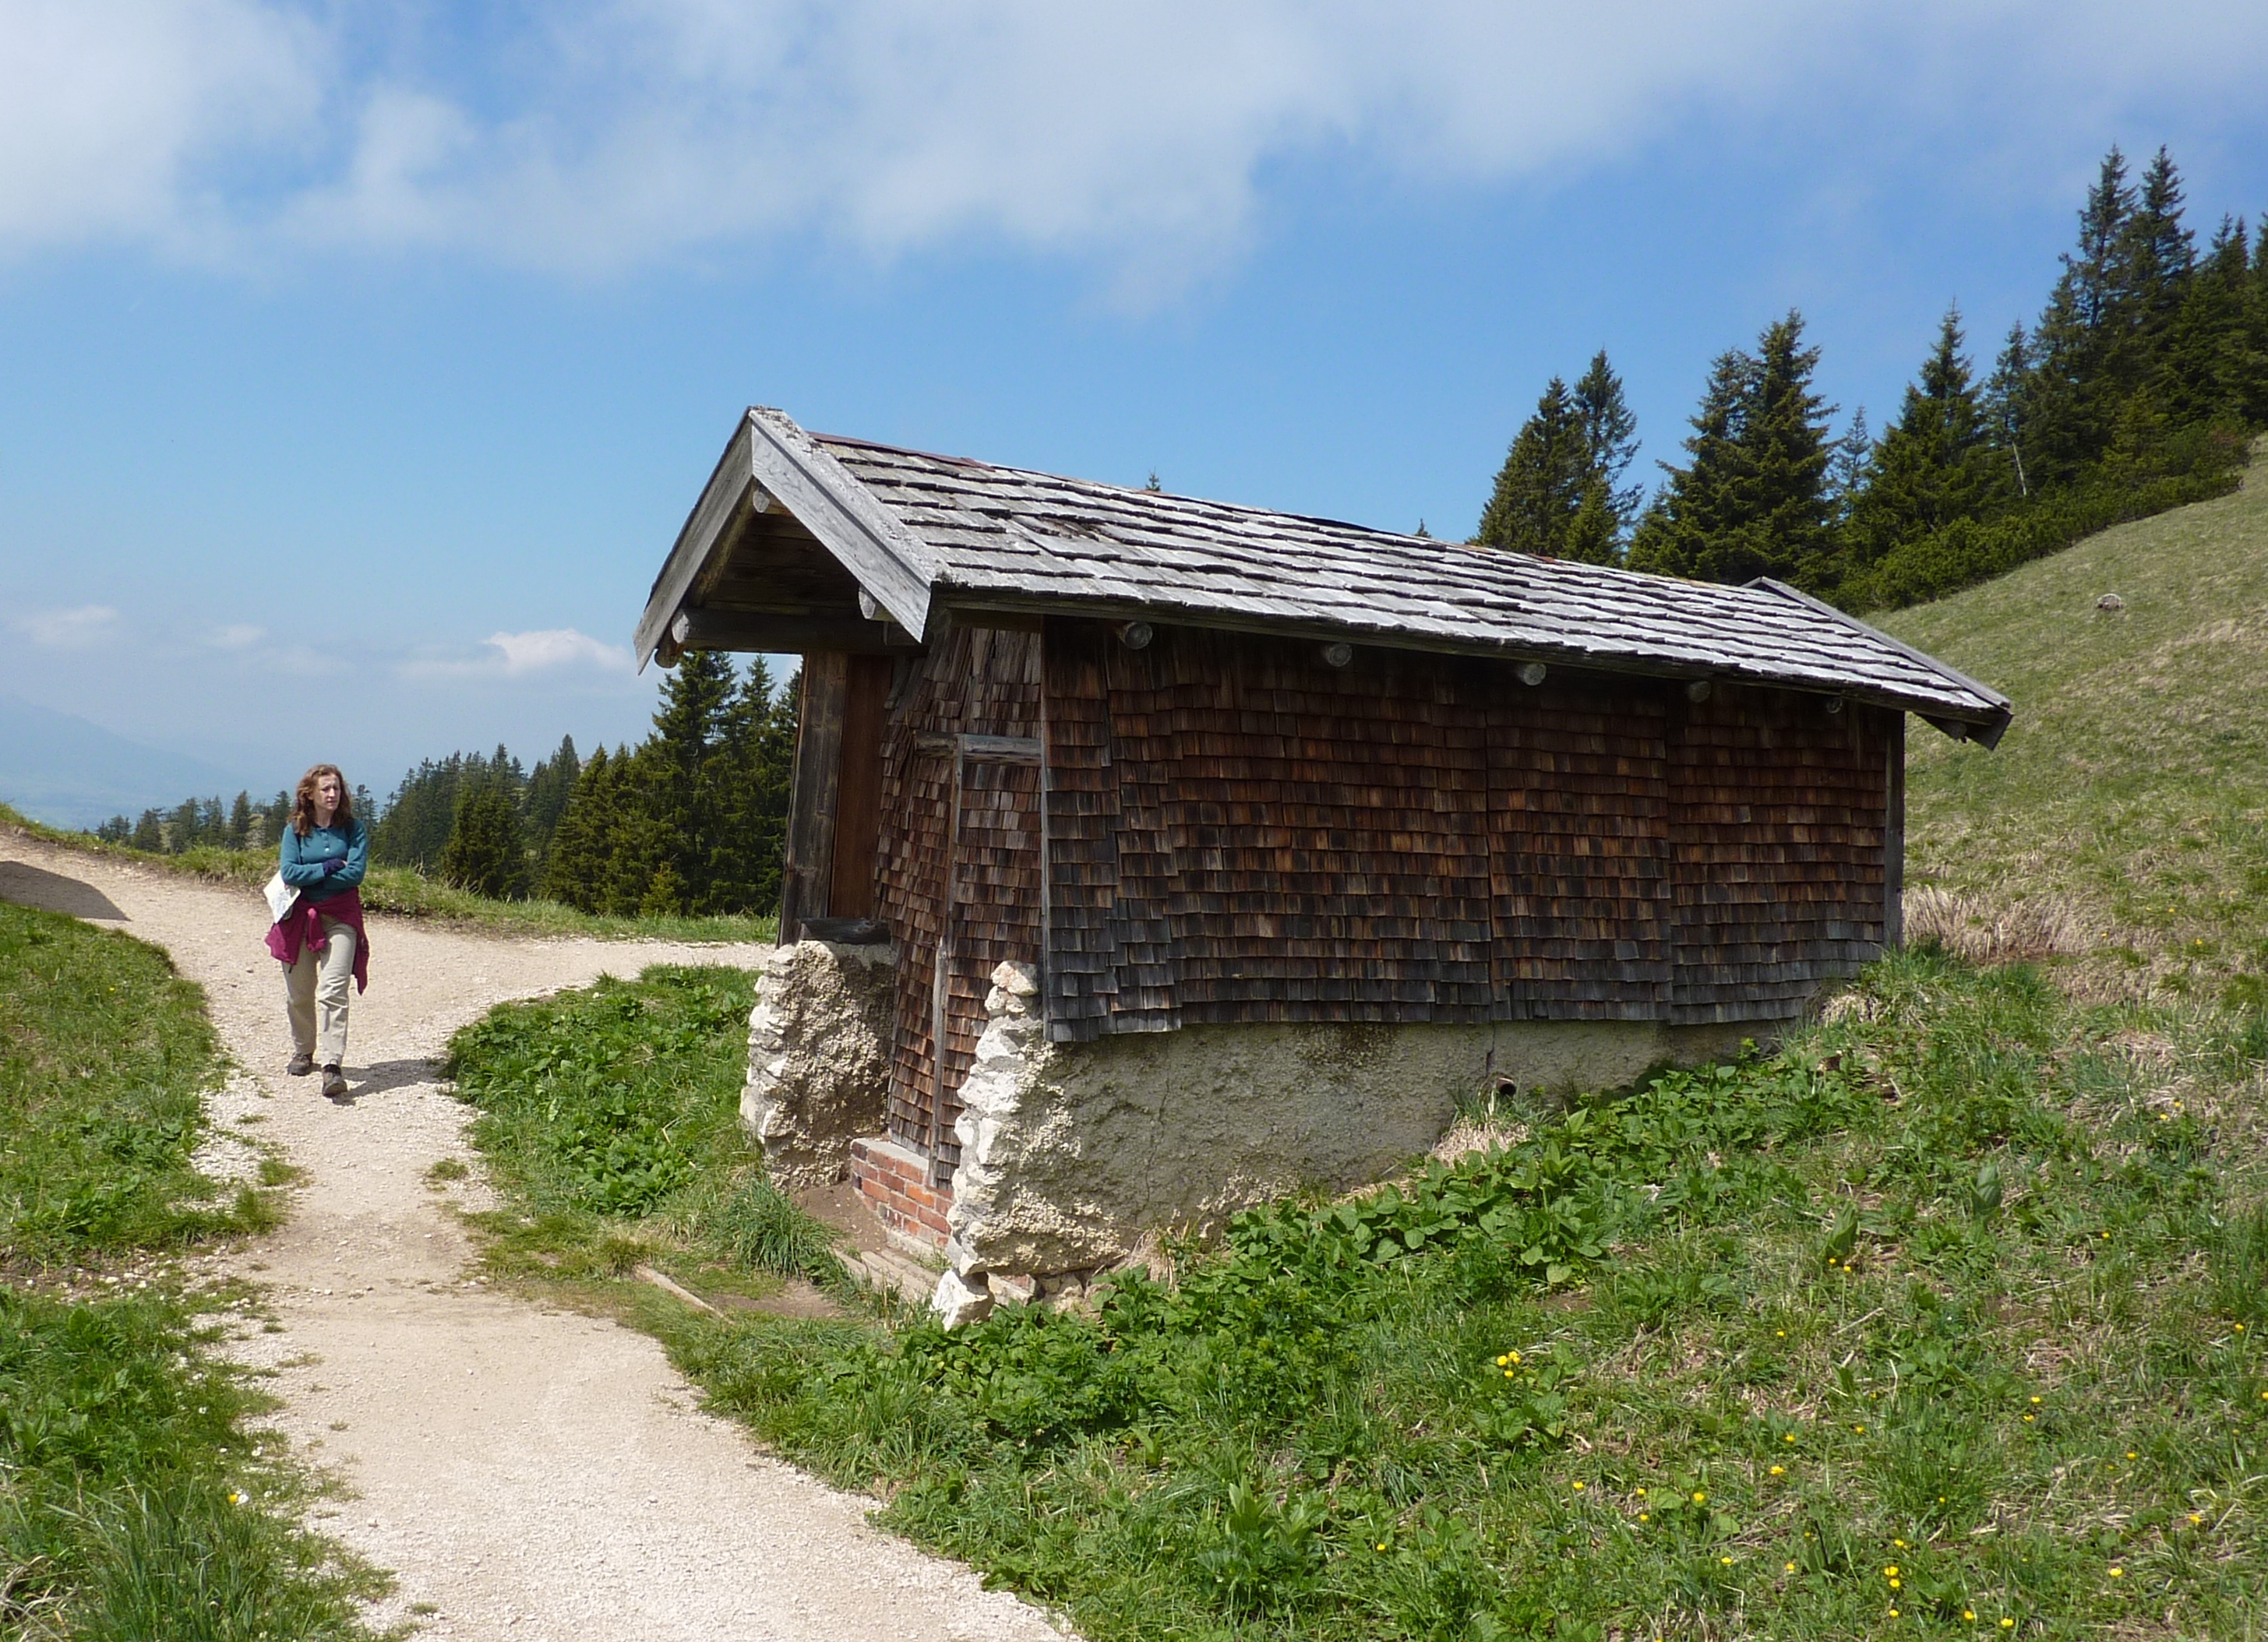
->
[779,652,849,939]
[829,655,894,920]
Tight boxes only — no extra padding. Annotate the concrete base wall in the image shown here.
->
[739,940,897,1190]
[931,961,1751,1323]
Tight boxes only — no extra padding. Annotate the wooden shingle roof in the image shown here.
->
[635,407,2011,743]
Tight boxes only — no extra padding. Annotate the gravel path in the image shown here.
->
[0,833,1060,1642]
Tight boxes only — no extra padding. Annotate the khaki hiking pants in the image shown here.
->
[286,915,356,1066]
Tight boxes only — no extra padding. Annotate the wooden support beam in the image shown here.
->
[828,655,892,919]
[1885,710,1906,950]
[672,608,917,656]
[778,653,848,941]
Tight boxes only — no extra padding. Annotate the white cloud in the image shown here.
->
[398,628,632,680]
[13,604,122,648]
[206,622,265,650]
[0,0,323,255]
[485,629,633,675]
[5,2,2268,284]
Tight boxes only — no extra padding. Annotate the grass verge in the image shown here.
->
[0,805,775,945]
[0,900,382,1640]
[441,966,845,1302]
[450,950,2268,1640]
[1877,439,2268,1006]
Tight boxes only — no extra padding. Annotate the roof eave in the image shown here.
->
[1745,579,2012,747]
[934,587,2011,731]
[632,417,760,671]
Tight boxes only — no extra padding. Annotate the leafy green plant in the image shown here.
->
[443,966,847,1296]
[1194,1484,1326,1616]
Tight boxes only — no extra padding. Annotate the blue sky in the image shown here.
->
[4,2,2268,819]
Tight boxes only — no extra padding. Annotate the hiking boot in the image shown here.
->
[287,1052,315,1076]
[321,1065,348,1099]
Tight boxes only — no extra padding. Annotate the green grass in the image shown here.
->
[0,900,381,1640]
[447,950,2268,1640]
[1878,438,2268,1002]
[1,903,271,1266]
[0,804,775,945]
[441,967,845,1298]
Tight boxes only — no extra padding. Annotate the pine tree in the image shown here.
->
[1477,378,1592,558]
[371,755,464,869]
[1981,323,2034,499]
[522,734,580,882]
[2029,147,2146,484]
[228,791,253,849]
[1829,408,1872,532]
[2249,216,2268,425]
[2125,147,2197,347]
[600,748,670,917]
[132,810,163,852]
[642,649,736,904]
[1571,350,1643,531]
[540,745,615,911]
[2158,216,2256,427]
[438,783,527,900]
[1846,307,1992,566]
[1628,312,1837,587]
[1627,346,1749,581]
[700,659,798,914]
[1478,354,1642,564]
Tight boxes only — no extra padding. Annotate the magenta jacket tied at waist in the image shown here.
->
[265,889,371,993]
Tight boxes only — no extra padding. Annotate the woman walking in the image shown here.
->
[266,763,371,1099]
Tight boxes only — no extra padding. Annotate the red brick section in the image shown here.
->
[848,1136,951,1249]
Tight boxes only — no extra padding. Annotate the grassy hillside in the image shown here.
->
[1877,439,2268,1003]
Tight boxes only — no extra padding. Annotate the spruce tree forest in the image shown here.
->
[1480,146,2268,607]
[90,651,798,918]
[82,146,2268,918]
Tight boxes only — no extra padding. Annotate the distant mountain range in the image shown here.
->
[0,696,262,831]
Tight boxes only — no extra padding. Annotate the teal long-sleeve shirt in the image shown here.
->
[279,817,369,903]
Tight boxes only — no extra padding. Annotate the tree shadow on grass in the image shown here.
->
[0,858,127,921]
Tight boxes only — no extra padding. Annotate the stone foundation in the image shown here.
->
[739,939,896,1189]
[930,960,1751,1324]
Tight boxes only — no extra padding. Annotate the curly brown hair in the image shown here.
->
[290,764,354,837]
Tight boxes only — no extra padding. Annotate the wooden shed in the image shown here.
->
[633,408,2010,1313]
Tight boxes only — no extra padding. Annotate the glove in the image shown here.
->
[322,856,347,876]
